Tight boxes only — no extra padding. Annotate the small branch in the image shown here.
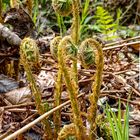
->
[100,94,140,106]
[3,93,85,140]
[0,23,21,46]
[103,41,140,51]
[0,23,139,53]
[105,36,140,47]
[6,108,37,113]
[0,113,38,139]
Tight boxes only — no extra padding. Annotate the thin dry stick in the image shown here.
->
[0,113,38,139]
[100,94,140,106]
[3,93,85,140]
[3,102,36,109]
[105,35,140,47]
[6,108,37,113]
[103,41,140,51]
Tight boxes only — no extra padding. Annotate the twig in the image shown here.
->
[0,23,139,52]
[101,94,140,106]
[6,108,37,113]
[0,129,12,140]
[0,95,12,106]
[113,74,140,96]
[3,102,36,109]
[3,93,85,140]
[103,41,140,51]
[0,113,38,139]
[105,36,140,47]
[0,23,21,46]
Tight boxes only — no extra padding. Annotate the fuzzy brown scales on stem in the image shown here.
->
[71,0,80,45]
[80,38,104,140]
[57,36,86,139]
[51,0,83,139]
[26,0,33,17]
[50,36,63,139]
[20,38,53,140]
[50,37,78,138]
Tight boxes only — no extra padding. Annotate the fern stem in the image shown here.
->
[53,68,63,139]
[71,0,80,44]
[80,39,104,140]
[26,0,33,17]
[0,0,2,23]
[20,38,53,140]
[10,0,19,8]
[58,36,86,139]
[71,0,80,84]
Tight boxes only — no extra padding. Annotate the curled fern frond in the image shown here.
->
[79,41,96,68]
[58,123,77,140]
[20,37,40,73]
[50,36,77,60]
[20,38,39,62]
[52,0,72,16]
[64,38,78,60]
[20,37,52,139]
[82,38,104,139]
[57,36,86,139]
[50,36,62,60]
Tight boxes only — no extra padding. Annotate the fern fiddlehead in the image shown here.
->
[20,38,53,140]
[50,36,63,139]
[79,38,104,140]
[57,36,86,139]
[50,36,62,60]
[50,35,78,139]
[51,0,81,138]
[51,0,104,139]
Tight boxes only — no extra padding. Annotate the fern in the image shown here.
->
[95,6,118,41]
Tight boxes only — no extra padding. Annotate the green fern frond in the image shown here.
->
[95,6,118,41]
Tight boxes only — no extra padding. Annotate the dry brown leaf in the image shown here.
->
[4,87,31,104]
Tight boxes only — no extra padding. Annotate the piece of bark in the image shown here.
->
[0,23,21,46]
